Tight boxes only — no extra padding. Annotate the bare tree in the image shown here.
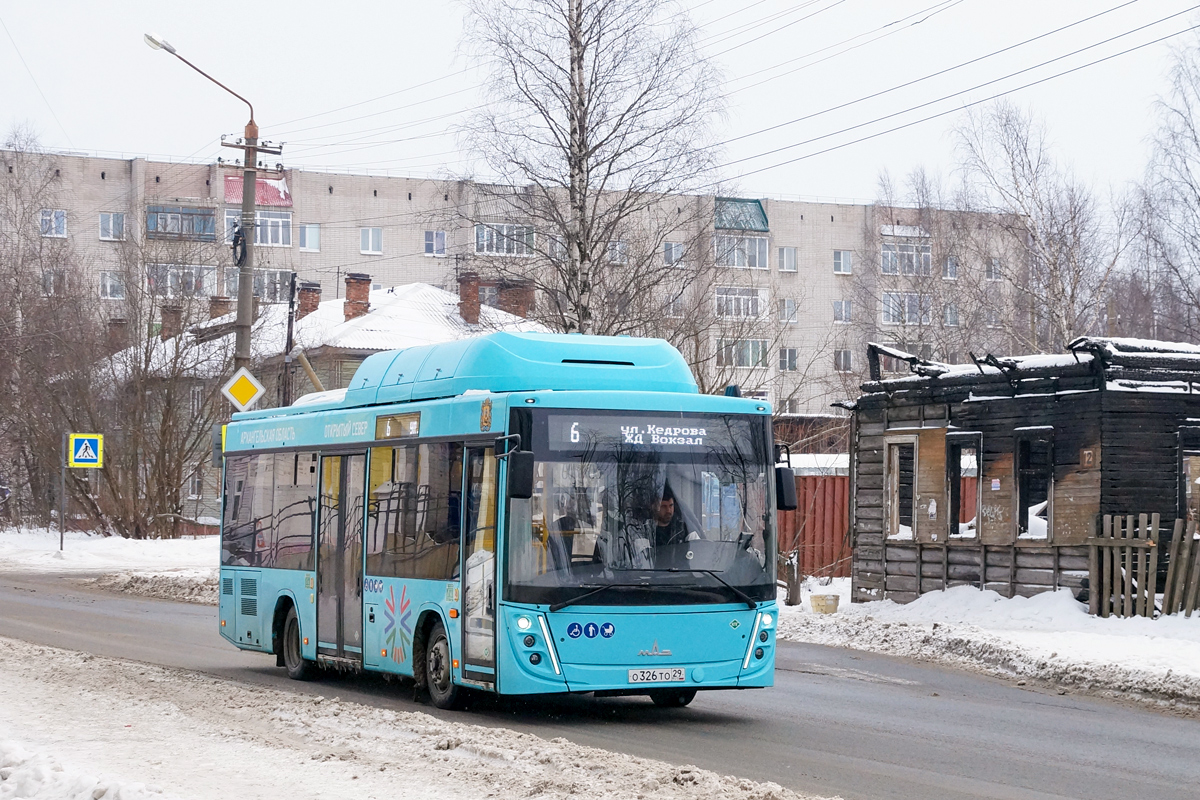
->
[455,0,724,336]
[955,101,1130,352]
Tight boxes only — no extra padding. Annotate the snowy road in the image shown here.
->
[2,571,1198,800]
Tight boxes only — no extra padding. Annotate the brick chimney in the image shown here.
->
[457,271,481,325]
[107,318,129,352]
[297,281,322,320]
[160,305,182,341]
[343,273,371,322]
[208,295,233,320]
[497,280,534,319]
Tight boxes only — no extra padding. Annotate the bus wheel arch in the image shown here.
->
[412,610,446,694]
[272,596,296,667]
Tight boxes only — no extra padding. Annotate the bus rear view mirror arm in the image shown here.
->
[776,467,798,511]
[508,451,536,499]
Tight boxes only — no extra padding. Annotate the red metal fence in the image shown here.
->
[778,475,851,578]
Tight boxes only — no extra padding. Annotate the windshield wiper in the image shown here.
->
[548,582,648,612]
[619,568,758,609]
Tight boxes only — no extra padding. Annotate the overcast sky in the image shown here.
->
[0,0,1194,202]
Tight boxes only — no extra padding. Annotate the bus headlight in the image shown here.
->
[516,616,533,631]
[761,613,773,627]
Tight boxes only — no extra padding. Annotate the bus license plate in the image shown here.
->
[628,668,685,683]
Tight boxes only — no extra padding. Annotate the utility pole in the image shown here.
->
[144,33,282,372]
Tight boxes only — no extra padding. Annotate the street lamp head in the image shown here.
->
[143,33,176,55]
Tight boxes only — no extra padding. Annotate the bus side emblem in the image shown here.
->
[729,620,741,630]
[480,398,492,432]
[638,640,672,657]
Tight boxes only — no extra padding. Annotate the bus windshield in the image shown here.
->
[506,410,775,607]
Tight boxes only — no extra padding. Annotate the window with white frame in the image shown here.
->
[189,385,205,417]
[943,302,959,327]
[882,292,931,325]
[833,299,851,323]
[782,398,801,415]
[779,298,798,323]
[360,226,383,254]
[834,349,853,372]
[986,257,1002,280]
[425,229,446,256]
[715,287,766,318]
[187,469,204,500]
[778,246,796,272]
[41,270,66,296]
[474,223,534,256]
[714,235,768,269]
[943,255,958,279]
[663,241,685,266]
[226,268,292,303]
[833,250,852,274]
[779,347,798,371]
[148,264,216,298]
[985,307,1002,328]
[40,209,66,238]
[664,294,685,318]
[99,212,124,241]
[881,241,932,275]
[606,240,628,264]
[299,224,320,252]
[479,285,499,307]
[99,271,125,300]
[148,206,216,241]
[223,209,292,246]
[717,339,768,368]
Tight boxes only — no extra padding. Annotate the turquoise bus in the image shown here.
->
[219,332,795,708]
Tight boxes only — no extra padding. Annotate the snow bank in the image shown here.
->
[778,579,1200,710]
[0,737,167,799]
[0,636,833,800]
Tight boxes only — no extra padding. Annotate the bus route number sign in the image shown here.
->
[375,412,420,440]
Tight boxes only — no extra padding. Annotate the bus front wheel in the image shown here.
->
[425,620,462,709]
[649,689,696,708]
[282,606,312,681]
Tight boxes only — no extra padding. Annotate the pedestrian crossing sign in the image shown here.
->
[68,434,104,468]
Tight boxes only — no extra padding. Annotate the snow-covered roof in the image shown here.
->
[103,282,547,382]
[880,225,929,238]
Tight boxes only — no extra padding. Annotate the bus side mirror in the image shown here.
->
[776,467,797,511]
[508,451,535,499]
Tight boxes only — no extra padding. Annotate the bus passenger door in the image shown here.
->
[461,445,498,685]
[317,453,366,662]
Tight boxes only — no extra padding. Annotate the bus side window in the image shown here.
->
[222,455,253,566]
[274,451,317,571]
[366,443,461,581]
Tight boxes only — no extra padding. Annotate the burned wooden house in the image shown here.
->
[847,337,1200,604]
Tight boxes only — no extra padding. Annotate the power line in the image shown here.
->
[0,13,74,148]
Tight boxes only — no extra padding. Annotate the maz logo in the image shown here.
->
[637,640,672,657]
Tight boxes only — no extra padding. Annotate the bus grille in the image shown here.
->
[240,597,258,617]
[222,578,234,596]
[241,577,258,597]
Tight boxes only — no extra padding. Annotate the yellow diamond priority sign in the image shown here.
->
[222,367,266,412]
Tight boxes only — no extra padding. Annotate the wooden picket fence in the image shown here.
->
[1089,514,1200,618]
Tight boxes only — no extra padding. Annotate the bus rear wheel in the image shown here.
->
[649,689,696,708]
[425,620,462,709]
[282,606,312,681]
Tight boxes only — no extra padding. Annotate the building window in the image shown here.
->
[187,470,204,500]
[663,241,685,266]
[881,241,932,275]
[833,250,852,275]
[606,240,628,264]
[1016,432,1053,540]
[715,287,765,318]
[882,292,930,325]
[985,307,1001,328]
[714,235,768,269]
[360,227,383,254]
[664,294,685,318]
[40,209,66,238]
[943,255,958,280]
[226,268,292,303]
[149,264,216,298]
[479,285,499,307]
[947,433,981,539]
[717,339,768,368]
[986,257,1002,281]
[299,224,320,252]
[99,271,125,300]
[224,209,291,247]
[424,230,446,257]
[881,355,907,373]
[778,246,796,272]
[886,440,917,540]
[779,298,797,324]
[99,212,124,241]
[475,223,534,256]
[834,349,853,372]
[147,206,216,241]
[190,385,205,417]
[833,299,851,323]
[779,347,798,372]
[41,270,66,296]
[943,303,959,327]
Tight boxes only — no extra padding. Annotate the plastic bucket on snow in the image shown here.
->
[810,594,840,614]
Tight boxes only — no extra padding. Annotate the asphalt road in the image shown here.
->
[1,571,1197,800]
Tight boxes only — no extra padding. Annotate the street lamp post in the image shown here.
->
[144,33,281,372]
